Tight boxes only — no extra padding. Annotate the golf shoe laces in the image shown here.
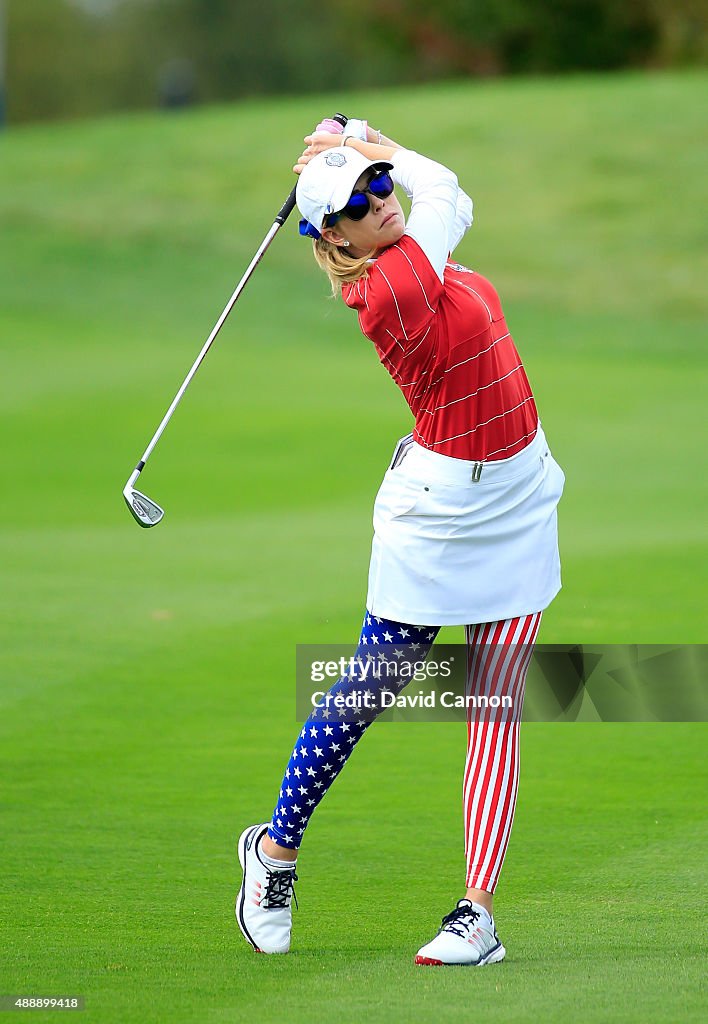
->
[439,903,480,939]
[262,867,299,911]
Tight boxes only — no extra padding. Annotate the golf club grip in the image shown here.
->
[274,112,349,226]
[275,188,297,226]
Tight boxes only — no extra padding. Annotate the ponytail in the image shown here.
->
[311,238,375,298]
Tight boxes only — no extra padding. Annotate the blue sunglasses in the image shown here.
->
[324,170,395,227]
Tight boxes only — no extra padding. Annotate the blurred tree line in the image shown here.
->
[4,0,706,125]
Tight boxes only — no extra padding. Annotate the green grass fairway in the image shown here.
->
[1,71,706,1022]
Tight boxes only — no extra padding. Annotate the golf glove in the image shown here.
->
[314,117,369,144]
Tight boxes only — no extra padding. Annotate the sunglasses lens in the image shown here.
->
[342,192,370,221]
[368,171,394,198]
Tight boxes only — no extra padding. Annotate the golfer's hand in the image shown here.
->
[293,132,344,174]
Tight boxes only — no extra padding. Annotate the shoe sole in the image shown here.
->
[415,942,506,967]
[235,824,266,954]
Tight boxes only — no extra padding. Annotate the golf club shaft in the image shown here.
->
[126,112,348,493]
[128,217,284,487]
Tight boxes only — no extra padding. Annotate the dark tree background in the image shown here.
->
[4,0,706,124]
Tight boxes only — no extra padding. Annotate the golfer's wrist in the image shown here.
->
[342,136,400,162]
[365,126,400,150]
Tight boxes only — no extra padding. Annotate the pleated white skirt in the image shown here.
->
[366,423,565,626]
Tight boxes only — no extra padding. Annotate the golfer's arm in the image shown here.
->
[449,190,474,253]
[341,134,400,163]
[377,130,472,254]
[394,150,460,282]
[344,133,471,271]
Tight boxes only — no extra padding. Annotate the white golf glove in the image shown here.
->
[341,117,369,144]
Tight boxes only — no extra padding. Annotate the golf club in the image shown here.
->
[123,112,348,527]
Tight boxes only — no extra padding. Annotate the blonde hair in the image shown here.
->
[312,238,375,298]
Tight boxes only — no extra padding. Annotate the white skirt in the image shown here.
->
[366,423,565,626]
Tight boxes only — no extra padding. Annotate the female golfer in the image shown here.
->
[235,117,564,965]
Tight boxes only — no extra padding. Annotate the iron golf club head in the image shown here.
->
[123,486,165,528]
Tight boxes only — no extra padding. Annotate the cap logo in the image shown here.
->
[325,152,346,167]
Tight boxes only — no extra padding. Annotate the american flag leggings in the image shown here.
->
[267,609,541,893]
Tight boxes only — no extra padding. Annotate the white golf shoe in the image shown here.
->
[415,898,506,966]
[235,823,298,954]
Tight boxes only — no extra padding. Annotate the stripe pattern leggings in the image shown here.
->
[268,608,541,893]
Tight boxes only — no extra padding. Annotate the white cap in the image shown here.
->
[296,146,393,236]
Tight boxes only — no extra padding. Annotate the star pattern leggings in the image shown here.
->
[268,608,541,893]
